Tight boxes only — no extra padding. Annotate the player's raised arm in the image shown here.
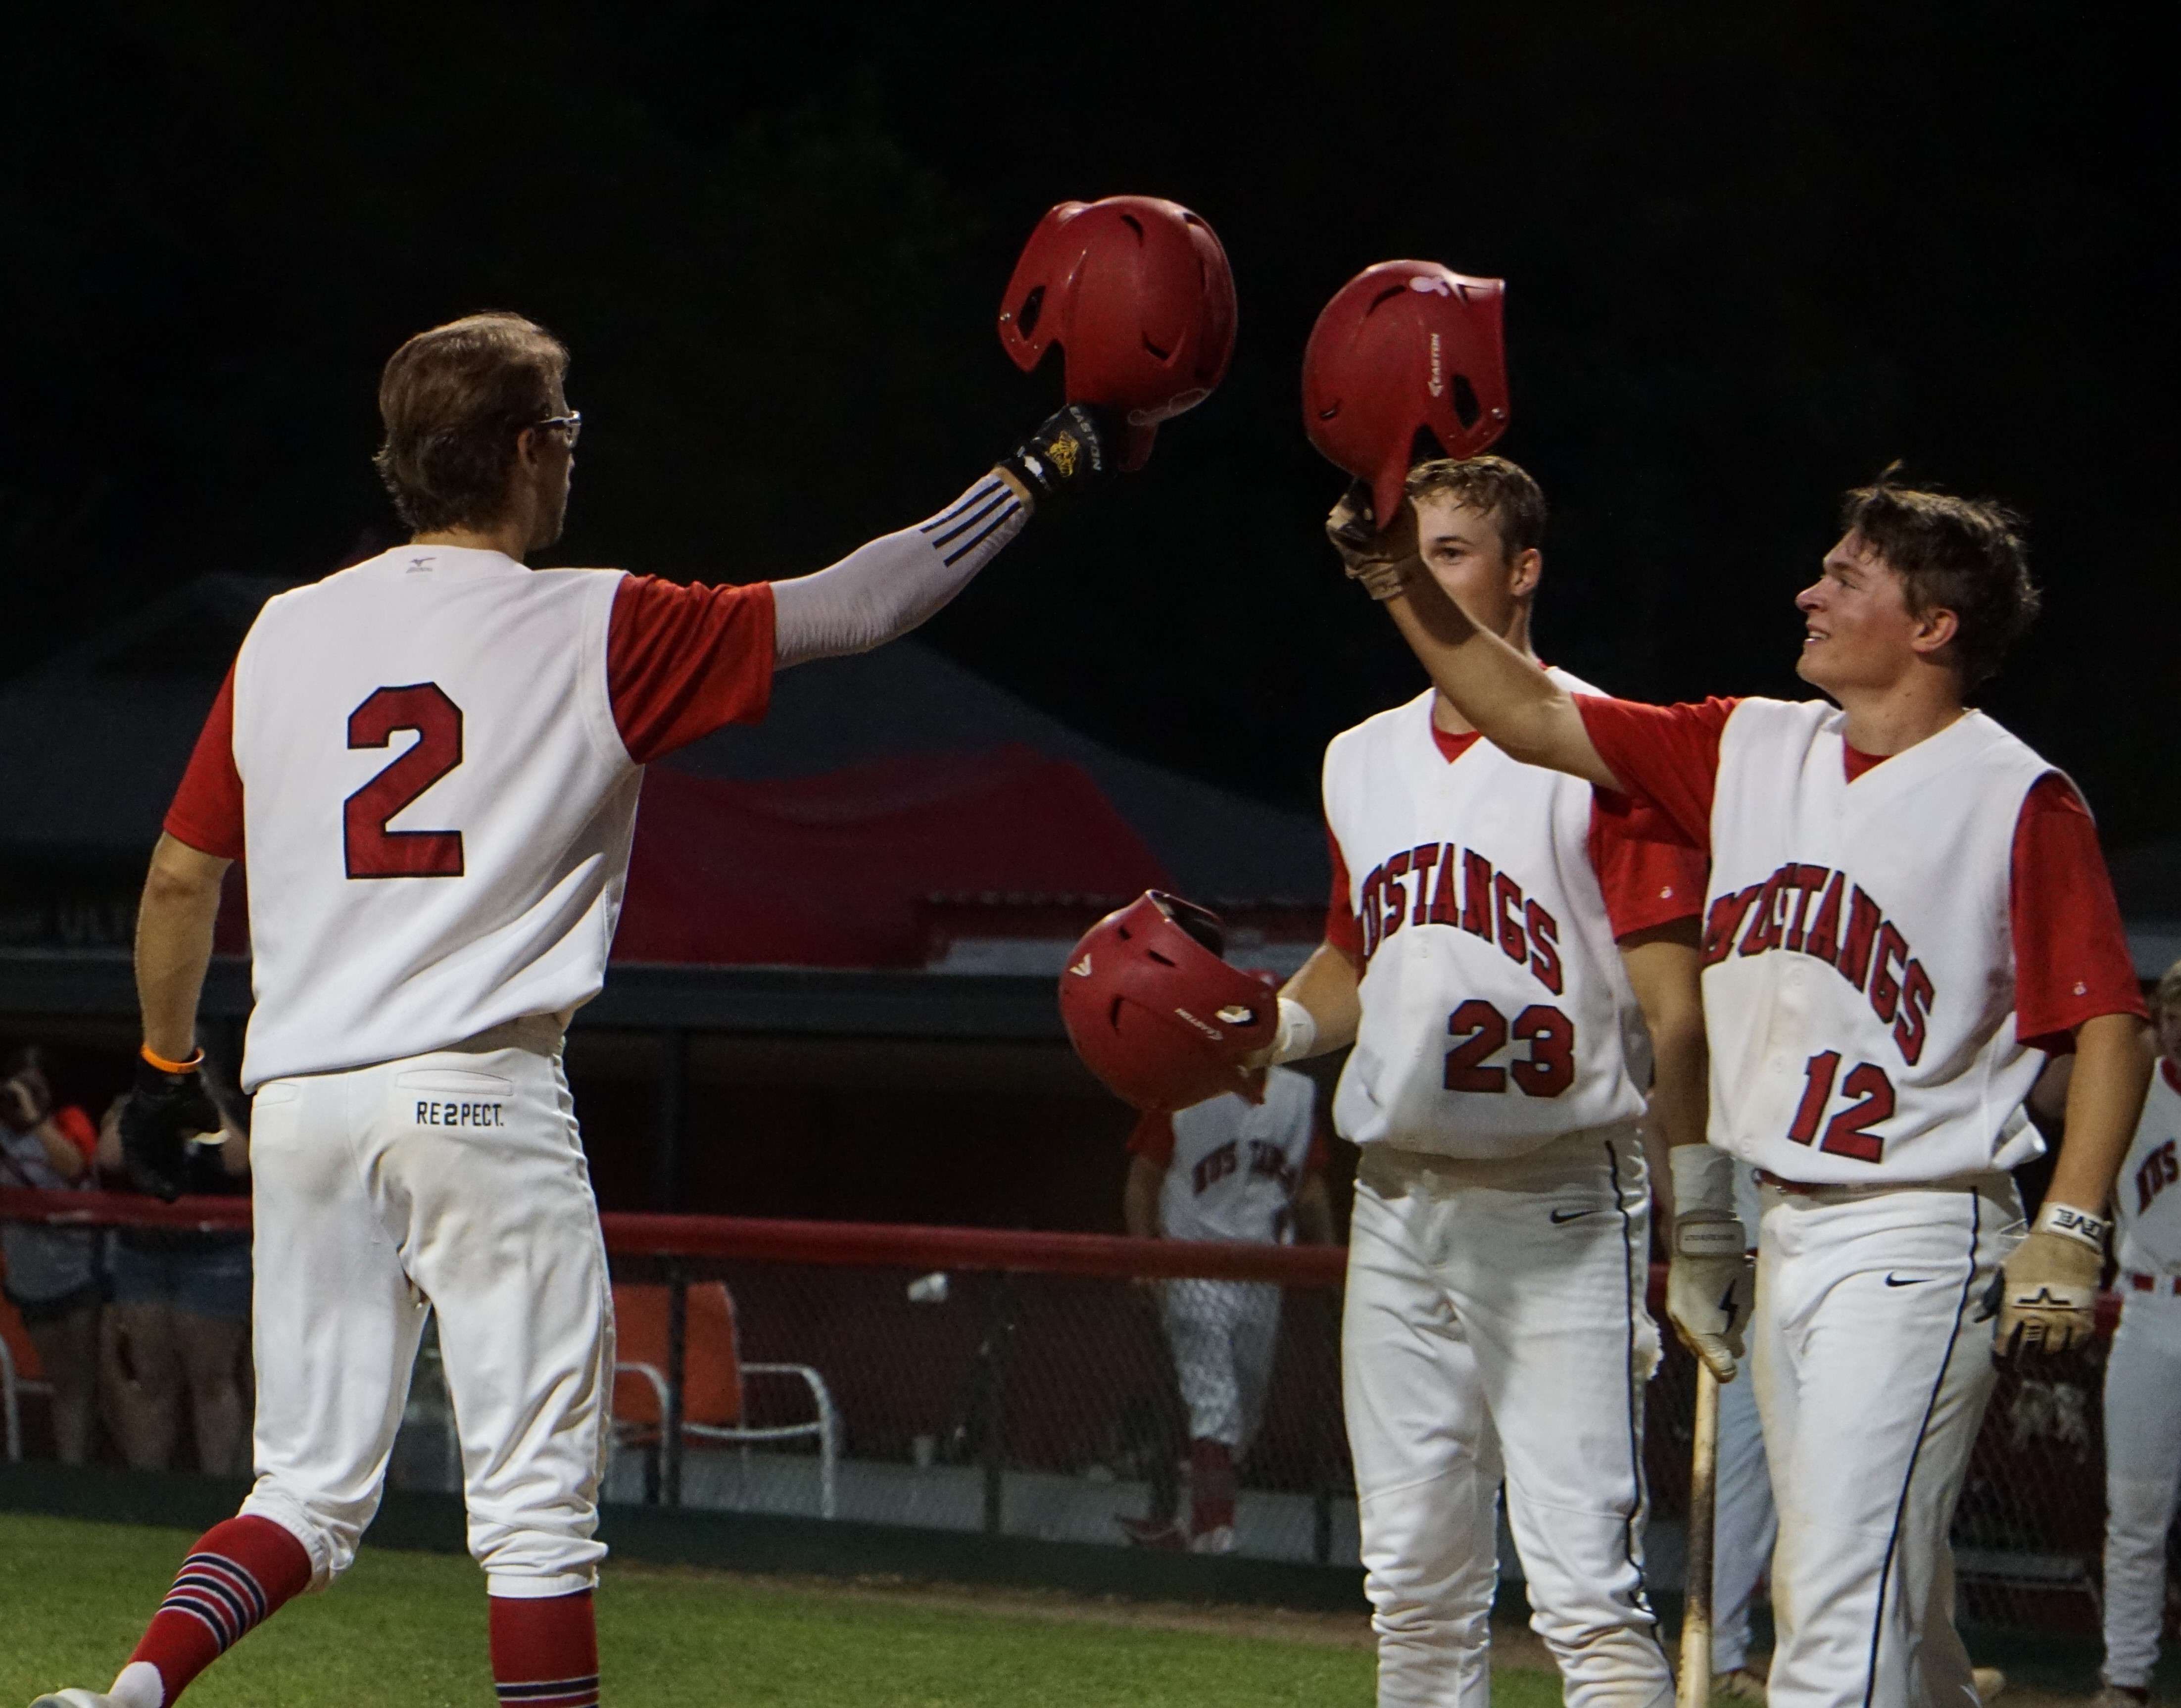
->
[1331,482,1620,792]
[768,403,1113,669]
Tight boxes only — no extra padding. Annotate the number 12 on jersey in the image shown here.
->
[1784,1049,1895,1163]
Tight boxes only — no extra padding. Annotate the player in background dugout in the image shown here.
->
[26,311,1127,1708]
[1258,456,1714,1708]
[1118,1048,1331,1554]
[2088,959,2181,1708]
[1335,465,2152,1708]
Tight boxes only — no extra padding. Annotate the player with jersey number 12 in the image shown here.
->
[29,195,1240,1708]
[1342,459,2154,1708]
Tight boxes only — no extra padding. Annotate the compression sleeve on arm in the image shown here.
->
[771,475,1029,669]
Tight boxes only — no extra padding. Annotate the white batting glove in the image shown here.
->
[1666,1145,1753,1383]
[1996,1202,2108,1357]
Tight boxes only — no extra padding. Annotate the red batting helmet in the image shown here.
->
[1059,892,1276,1112]
[1302,260,1510,527]
[998,196,1237,471]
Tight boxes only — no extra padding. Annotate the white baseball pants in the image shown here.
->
[237,1035,615,1598]
[1162,1278,1281,1451]
[2100,1286,2181,1690]
[1343,1127,1671,1708]
[1753,1175,2022,1708]
[1710,1348,1777,1676]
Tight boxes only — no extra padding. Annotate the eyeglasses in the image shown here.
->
[531,409,582,447]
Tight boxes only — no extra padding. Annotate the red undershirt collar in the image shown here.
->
[2164,1058,2181,1097]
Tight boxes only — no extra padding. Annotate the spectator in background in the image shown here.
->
[0,1045,104,1463]
[1119,1053,1332,1554]
[96,1055,253,1475]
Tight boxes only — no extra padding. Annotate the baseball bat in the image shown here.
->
[1677,1362,1720,1708]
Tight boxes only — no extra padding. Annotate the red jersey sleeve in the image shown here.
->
[1587,797,1709,939]
[163,665,246,860]
[1324,824,1363,959]
[1127,1110,1177,1166]
[1574,696,1738,852]
[607,576,778,765]
[2010,774,2148,1050]
[51,1107,97,1163]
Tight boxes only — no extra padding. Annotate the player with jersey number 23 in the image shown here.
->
[22,272,1215,1707]
[1341,463,2154,1708]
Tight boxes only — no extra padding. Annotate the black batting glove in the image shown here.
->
[997,404,1117,514]
[121,1052,220,1203]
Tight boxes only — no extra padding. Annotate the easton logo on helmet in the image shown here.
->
[1068,955,1093,977]
[1172,1007,1224,1040]
[1428,332,1444,398]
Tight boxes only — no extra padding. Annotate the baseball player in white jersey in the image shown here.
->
[1119,1060,1330,1552]
[29,312,1128,1708]
[1345,466,2154,1708]
[2094,960,2181,1706]
[1262,457,1714,1707]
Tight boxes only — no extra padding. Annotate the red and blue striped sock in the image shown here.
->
[490,1589,600,1708]
[123,1516,312,1704]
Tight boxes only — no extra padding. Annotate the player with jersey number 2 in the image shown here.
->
[28,195,1239,1708]
[1257,263,1716,1708]
[1338,462,2154,1708]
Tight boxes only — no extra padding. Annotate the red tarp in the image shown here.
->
[609,745,1170,967]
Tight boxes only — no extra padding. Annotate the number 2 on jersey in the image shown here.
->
[1444,999,1576,1097]
[1784,1049,1895,1163]
[344,683,465,879]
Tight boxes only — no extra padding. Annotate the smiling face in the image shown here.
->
[1413,493,1540,640]
[1793,531,1959,697]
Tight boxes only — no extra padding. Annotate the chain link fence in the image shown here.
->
[0,1188,2152,1629]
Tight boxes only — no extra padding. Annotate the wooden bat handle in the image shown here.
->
[1677,1362,1721,1707]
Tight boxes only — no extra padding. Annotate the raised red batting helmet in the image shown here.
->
[1059,892,1276,1112]
[998,196,1237,471]
[1302,260,1509,527]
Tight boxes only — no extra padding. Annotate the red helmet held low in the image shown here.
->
[999,196,1237,471]
[1302,260,1510,526]
[1059,892,1275,1112]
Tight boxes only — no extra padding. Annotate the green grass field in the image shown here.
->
[0,1512,1570,1707]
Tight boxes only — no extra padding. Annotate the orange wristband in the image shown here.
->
[141,1044,204,1075]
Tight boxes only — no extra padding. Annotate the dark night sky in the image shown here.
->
[5,4,2174,845]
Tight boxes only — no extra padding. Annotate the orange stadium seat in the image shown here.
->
[610,1281,838,1517]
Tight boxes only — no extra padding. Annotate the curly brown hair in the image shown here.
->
[1839,466,2038,692]
[1404,455,1548,558]
[373,312,569,533]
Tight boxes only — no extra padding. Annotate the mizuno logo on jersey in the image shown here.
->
[1701,863,1935,1065]
[1354,841,1562,993]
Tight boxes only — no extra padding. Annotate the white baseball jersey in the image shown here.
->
[1701,702,2058,1184]
[1322,683,1658,1158]
[223,550,646,1088]
[2116,1061,2181,1276]
[1145,1066,1318,1244]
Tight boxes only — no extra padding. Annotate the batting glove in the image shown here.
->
[1665,1144,1753,1382]
[996,404,1116,514]
[1996,1202,2108,1356]
[1326,479,1422,601]
[120,1049,220,1203]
